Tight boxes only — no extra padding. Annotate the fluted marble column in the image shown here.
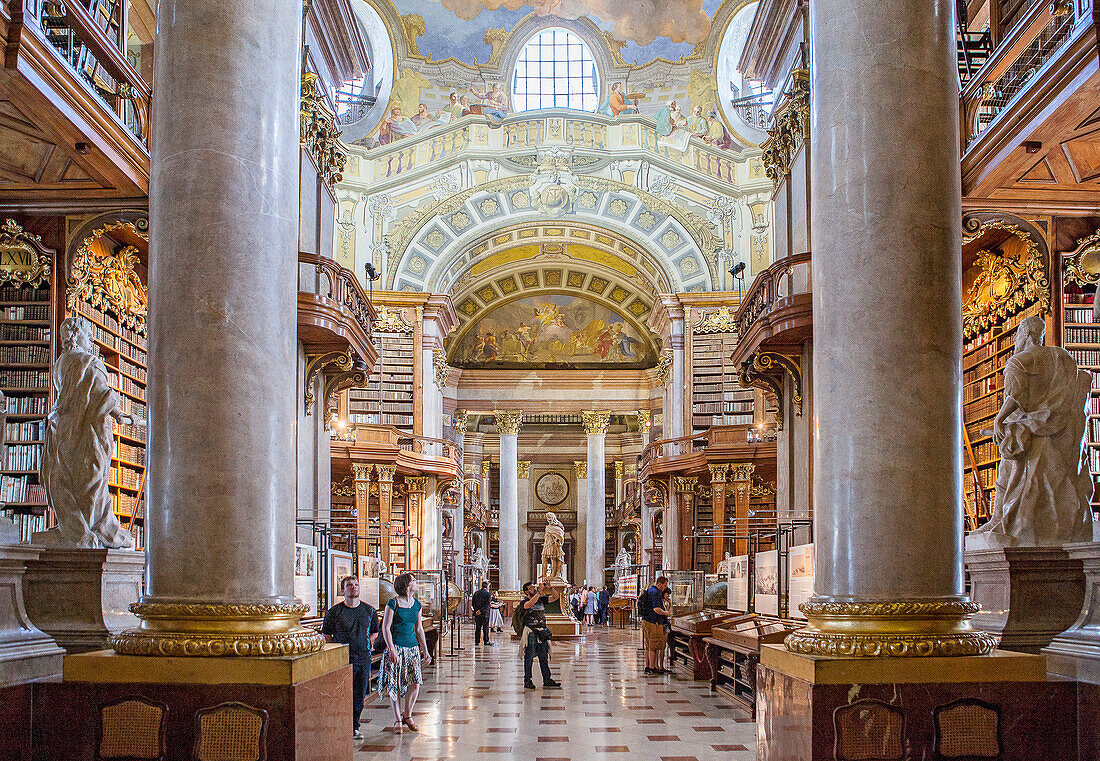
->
[583,412,610,587]
[788,0,994,657]
[452,411,467,580]
[117,0,320,654]
[496,411,522,592]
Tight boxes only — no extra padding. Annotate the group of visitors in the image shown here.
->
[567,584,611,625]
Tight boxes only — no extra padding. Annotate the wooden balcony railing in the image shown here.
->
[960,0,1090,151]
[35,0,151,147]
[734,251,812,338]
[396,434,461,467]
[299,251,376,338]
[638,433,710,472]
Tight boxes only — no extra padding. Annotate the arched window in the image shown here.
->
[512,28,600,112]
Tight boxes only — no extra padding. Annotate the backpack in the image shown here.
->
[512,601,528,636]
[637,586,653,619]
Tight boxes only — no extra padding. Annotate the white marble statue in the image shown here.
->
[541,511,567,582]
[35,318,135,549]
[362,555,386,578]
[968,316,1094,548]
[614,546,631,569]
[716,552,734,576]
[470,543,489,587]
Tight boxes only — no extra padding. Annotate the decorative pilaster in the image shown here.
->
[376,465,396,567]
[352,463,373,544]
[709,464,729,571]
[496,411,523,591]
[452,411,467,579]
[729,464,753,555]
[404,477,427,569]
[668,476,697,571]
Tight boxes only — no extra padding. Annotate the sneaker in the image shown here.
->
[353,729,364,740]
[485,642,494,646]
[643,667,656,675]
[544,680,562,688]
[524,680,536,689]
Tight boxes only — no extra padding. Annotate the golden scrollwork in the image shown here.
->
[375,305,415,333]
[301,72,348,188]
[655,349,673,388]
[68,228,148,333]
[376,464,397,482]
[304,350,355,415]
[750,474,777,497]
[332,474,356,497]
[400,13,427,58]
[517,460,531,480]
[729,463,754,481]
[433,349,450,388]
[761,69,809,187]
[709,464,729,483]
[752,352,802,415]
[636,410,652,429]
[738,355,784,431]
[582,410,611,436]
[784,599,997,658]
[1064,229,1100,286]
[0,219,52,287]
[962,222,1049,338]
[674,476,697,492]
[574,460,588,479]
[495,410,523,435]
[693,306,739,335]
[114,602,323,657]
[614,460,624,479]
[453,409,469,434]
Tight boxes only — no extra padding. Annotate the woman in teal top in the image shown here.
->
[379,573,431,733]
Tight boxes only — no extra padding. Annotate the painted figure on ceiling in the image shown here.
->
[469,83,510,122]
[705,109,733,150]
[599,82,639,117]
[686,105,708,138]
[412,103,437,128]
[379,105,417,145]
[655,100,679,137]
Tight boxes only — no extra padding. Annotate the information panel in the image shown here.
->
[754,550,779,616]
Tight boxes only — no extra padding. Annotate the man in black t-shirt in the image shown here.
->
[322,575,380,740]
[472,581,493,646]
[520,581,562,690]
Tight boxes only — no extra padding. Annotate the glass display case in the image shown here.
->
[409,569,445,626]
[662,569,705,615]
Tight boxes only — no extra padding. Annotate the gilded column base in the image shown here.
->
[112,602,324,657]
[785,599,998,657]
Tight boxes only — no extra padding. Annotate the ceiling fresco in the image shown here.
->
[450,293,658,369]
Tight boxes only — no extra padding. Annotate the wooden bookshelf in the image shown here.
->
[351,332,415,431]
[387,489,408,572]
[691,331,754,434]
[1062,231,1100,515]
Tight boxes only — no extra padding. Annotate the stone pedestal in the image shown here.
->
[965,546,1085,653]
[29,645,350,761]
[1044,541,1100,683]
[0,545,63,686]
[757,645,1074,761]
[23,549,143,654]
[543,581,582,639]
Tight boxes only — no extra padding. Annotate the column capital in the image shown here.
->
[674,476,697,493]
[614,460,624,479]
[517,461,531,480]
[453,410,468,434]
[636,410,652,430]
[709,464,729,483]
[495,410,523,435]
[729,463,755,481]
[376,464,396,483]
[582,410,611,435]
[574,461,588,479]
[404,476,427,493]
[352,463,374,482]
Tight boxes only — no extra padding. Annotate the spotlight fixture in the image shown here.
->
[364,263,380,281]
[730,261,746,277]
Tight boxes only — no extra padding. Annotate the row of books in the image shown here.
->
[119,355,146,382]
[1090,448,1100,476]
[964,392,1004,421]
[970,439,998,465]
[0,369,49,389]
[111,490,141,517]
[1,444,41,471]
[113,419,146,442]
[1089,418,1100,441]
[1069,350,1100,367]
[963,375,1000,404]
[118,396,146,418]
[0,345,49,363]
[0,285,49,302]
[5,396,48,415]
[0,510,49,541]
[1065,326,1100,345]
[4,420,43,442]
[963,353,1009,385]
[110,463,143,489]
[0,324,49,341]
[1065,306,1095,324]
[1090,397,1100,415]
[116,441,145,465]
[0,476,45,504]
[0,305,49,321]
[74,300,142,342]
[108,373,145,398]
[88,322,147,363]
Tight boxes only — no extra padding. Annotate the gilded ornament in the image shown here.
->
[453,409,469,434]
[481,459,491,478]
[68,234,148,334]
[351,464,373,482]
[332,474,356,497]
[400,13,427,58]
[433,349,450,388]
[425,231,446,250]
[729,463,754,481]
[375,305,414,333]
[750,475,777,497]
[300,72,347,187]
[709,464,729,483]
[761,69,810,187]
[517,461,531,479]
[582,410,611,436]
[614,460,624,479]
[480,198,500,215]
[636,410,652,429]
[961,222,1049,338]
[303,350,355,415]
[694,306,739,334]
[675,476,697,492]
[655,349,673,388]
[574,461,588,479]
[636,211,657,231]
[1064,230,1100,285]
[404,476,427,492]
[450,212,471,230]
[0,219,52,287]
[376,464,397,482]
[495,410,523,435]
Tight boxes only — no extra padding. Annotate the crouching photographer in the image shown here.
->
[515,581,562,690]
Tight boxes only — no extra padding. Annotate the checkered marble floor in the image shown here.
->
[353,625,756,761]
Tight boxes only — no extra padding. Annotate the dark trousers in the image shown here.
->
[352,659,369,730]
[474,614,491,644]
[524,638,552,683]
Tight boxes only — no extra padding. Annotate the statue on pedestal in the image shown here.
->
[470,543,489,588]
[716,552,735,576]
[614,546,631,570]
[34,318,135,549]
[968,316,1094,548]
[541,511,567,583]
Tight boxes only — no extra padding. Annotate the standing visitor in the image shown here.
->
[472,580,493,646]
[488,590,505,633]
[518,581,562,690]
[379,573,432,733]
[570,587,582,621]
[321,576,380,741]
[583,585,597,626]
[597,586,611,625]
[640,576,671,675]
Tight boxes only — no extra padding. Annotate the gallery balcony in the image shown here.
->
[1,0,151,206]
[638,424,777,481]
[330,424,462,483]
[960,0,1100,209]
[297,251,378,368]
[728,251,812,369]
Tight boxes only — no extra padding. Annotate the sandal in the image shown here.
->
[388,720,403,734]
[403,716,419,732]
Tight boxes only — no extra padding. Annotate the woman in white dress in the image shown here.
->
[583,585,597,626]
[488,591,504,633]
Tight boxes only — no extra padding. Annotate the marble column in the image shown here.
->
[517,461,532,584]
[583,412,610,587]
[452,412,468,579]
[788,0,993,656]
[117,0,321,654]
[496,411,522,592]
[574,461,588,584]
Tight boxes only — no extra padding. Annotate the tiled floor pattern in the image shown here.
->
[354,625,756,760]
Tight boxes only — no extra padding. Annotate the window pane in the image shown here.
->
[512,27,600,114]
